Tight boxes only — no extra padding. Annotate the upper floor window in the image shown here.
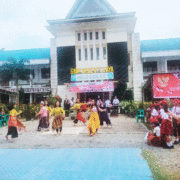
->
[143,62,157,73]
[103,47,106,59]
[90,48,93,60]
[167,60,180,71]
[41,68,50,79]
[96,48,99,60]
[78,49,81,61]
[78,33,81,41]
[102,31,105,39]
[85,48,88,60]
[84,33,87,41]
[96,32,99,40]
[90,32,93,40]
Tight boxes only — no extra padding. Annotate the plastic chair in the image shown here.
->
[4,115,9,125]
[137,109,145,122]
[0,115,3,127]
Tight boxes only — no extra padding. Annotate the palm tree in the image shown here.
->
[0,58,32,102]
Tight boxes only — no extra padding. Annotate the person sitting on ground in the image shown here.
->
[150,104,160,125]
[147,122,161,147]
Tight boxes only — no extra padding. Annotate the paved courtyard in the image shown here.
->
[0,115,153,179]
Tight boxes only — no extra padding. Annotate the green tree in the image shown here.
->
[112,79,133,101]
[0,58,32,102]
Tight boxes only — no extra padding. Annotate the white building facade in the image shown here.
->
[47,0,143,102]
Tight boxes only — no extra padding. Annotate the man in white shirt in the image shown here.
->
[105,98,111,113]
[112,96,120,116]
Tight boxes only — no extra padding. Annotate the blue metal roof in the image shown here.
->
[141,38,180,52]
[0,48,50,61]
[66,0,117,19]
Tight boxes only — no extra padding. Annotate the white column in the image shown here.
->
[93,30,96,67]
[87,30,90,61]
[81,30,84,68]
[50,38,58,96]
[99,30,102,66]
[30,93,33,103]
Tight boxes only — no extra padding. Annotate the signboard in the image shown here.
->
[6,87,51,94]
[69,81,114,93]
[153,73,180,98]
[70,66,113,75]
[71,72,114,81]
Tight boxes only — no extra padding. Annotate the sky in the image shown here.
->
[0,0,180,50]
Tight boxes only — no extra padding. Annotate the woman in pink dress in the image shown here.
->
[36,101,49,131]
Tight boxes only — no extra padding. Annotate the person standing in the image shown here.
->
[113,96,120,116]
[6,104,26,143]
[45,100,51,127]
[105,98,111,114]
[87,100,100,136]
[50,101,65,135]
[70,97,75,108]
[64,96,69,110]
[36,101,49,131]
[171,99,180,144]
[98,101,112,128]
[71,99,86,126]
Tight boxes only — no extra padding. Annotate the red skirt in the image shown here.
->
[76,110,86,123]
[161,119,172,135]
[150,116,159,124]
[147,133,161,147]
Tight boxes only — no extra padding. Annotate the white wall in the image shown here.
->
[50,38,58,96]
[132,33,143,101]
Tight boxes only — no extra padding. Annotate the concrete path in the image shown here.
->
[0,115,148,149]
[0,115,153,179]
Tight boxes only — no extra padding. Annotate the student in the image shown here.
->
[87,100,100,136]
[147,122,161,147]
[150,104,159,125]
[112,96,120,116]
[44,100,51,127]
[50,101,65,135]
[171,99,180,144]
[36,101,49,131]
[105,98,111,114]
[5,104,26,143]
[71,99,86,126]
[98,101,112,128]
[161,104,174,149]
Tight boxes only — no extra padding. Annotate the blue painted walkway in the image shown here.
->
[0,148,152,180]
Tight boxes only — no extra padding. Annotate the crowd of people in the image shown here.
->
[146,99,180,149]
[5,95,119,142]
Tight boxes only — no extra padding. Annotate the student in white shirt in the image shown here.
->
[147,122,161,147]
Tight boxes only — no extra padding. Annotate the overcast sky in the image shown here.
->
[0,0,179,50]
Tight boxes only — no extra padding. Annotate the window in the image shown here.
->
[167,60,180,72]
[90,32,93,40]
[103,47,106,59]
[143,62,157,72]
[96,48,99,60]
[96,32,98,40]
[84,33,87,41]
[102,31,105,39]
[78,49,81,61]
[78,33,81,41]
[41,68,50,79]
[85,48,88,60]
[90,48,93,60]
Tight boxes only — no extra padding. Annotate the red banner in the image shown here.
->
[69,81,114,93]
[153,73,180,98]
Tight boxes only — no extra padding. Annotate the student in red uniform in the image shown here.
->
[147,122,161,147]
[150,104,159,125]
[161,104,174,149]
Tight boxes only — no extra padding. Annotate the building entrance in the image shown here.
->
[79,92,109,102]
